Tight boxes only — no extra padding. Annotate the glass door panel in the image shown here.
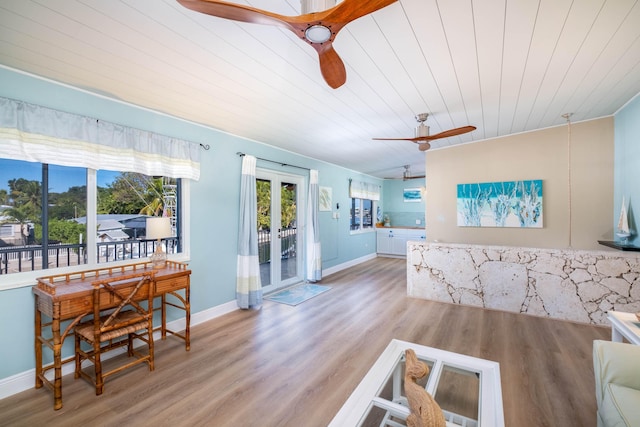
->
[257,178,272,288]
[280,180,298,282]
[257,171,303,293]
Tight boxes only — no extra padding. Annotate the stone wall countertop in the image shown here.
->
[407,241,640,326]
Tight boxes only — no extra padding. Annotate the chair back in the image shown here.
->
[90,271,156,338]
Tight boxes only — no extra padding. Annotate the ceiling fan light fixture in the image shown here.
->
[305,24,332,43]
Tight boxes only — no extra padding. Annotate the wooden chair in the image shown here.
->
[74,271,156,395]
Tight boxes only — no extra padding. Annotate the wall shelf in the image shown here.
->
[598,240,640,252]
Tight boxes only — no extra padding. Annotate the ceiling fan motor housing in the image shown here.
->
[415,123,429,138]
[300,0,336,14]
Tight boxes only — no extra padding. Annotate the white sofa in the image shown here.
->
[593,340,640,426]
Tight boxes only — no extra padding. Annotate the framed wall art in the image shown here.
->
[403,188,422,203]
[319,186,332,211]
[457,179,543,228]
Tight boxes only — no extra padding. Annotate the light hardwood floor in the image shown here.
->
[0,257,610,426]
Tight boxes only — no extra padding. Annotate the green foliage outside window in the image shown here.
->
[256,180,296,230]
[2,170,171,245]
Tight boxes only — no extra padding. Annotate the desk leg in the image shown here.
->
[34,297,43,389]
[52,304,63,410]
[185,283,190,351]
[159,283,190,351]
[161,294,167,340]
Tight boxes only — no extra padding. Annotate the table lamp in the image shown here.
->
[146,217,172,269]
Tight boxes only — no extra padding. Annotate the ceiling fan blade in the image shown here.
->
[317,44,347,88]
[323,0,398,24]
[176,0,290,27]
[423,125,476,141]
[384,175,426,180]
[372,137,421,142]
[418,142,431,151]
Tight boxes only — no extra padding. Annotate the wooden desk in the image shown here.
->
[33,260,191,410]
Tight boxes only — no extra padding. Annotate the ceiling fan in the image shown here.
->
[373,113,476,151]
[385,165,425,181]
[176,0,398,89]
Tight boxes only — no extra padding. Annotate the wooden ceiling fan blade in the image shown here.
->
[318,45,346,88]
[177,0,290,28]
[323,0,398,23]
[424,125,476,141]
[372,137,421,141]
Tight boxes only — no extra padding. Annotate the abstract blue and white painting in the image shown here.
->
[403,188,422,203]
[457,180,543,228]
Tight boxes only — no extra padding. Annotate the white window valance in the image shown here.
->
[0,96,201,180]
[349,179,380,201]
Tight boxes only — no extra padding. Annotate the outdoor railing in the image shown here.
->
[257,227,297,264]
[1,229,293,274]
[0,237,179,275]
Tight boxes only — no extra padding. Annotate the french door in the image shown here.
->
[256,170,304,294]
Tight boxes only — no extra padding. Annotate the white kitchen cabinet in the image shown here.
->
[406,231,427,243]
[376,228,425,257]
[376,229,394,255]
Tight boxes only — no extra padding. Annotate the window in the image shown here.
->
[350,197,375,232]
[0,159,182,277]
[349,179,379,233]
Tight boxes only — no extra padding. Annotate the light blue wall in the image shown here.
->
[614,94,640,246]
[0,67,381,380]
[381,178,425,227]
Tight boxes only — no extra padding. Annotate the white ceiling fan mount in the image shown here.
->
[414,113,430,138]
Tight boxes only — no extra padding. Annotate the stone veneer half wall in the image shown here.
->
[407,242,640,326]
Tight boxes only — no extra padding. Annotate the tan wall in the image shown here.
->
[425,117,614,250]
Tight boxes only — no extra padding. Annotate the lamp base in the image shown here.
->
[150,245,166,269]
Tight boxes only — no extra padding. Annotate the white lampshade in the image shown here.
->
[146,217,172,240]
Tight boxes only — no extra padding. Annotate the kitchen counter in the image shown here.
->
[375,225,424,230]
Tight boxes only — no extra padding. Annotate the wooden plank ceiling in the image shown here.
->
[0,0,639,179]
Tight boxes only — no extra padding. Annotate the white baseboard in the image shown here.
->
[0,300,240,401]
[190,300,238,327]
[322,253,377,277]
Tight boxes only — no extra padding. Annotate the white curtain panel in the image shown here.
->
[305,169,322,282]
[236,155,262,309]
[0,96,201,180]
